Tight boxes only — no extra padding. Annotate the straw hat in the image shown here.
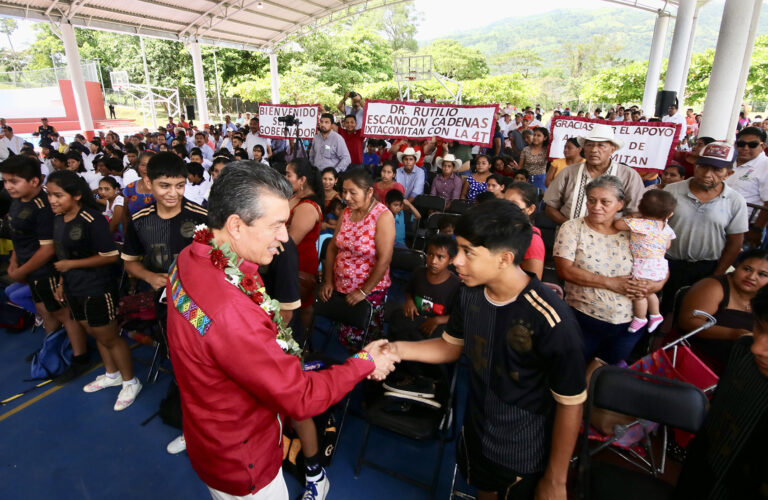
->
[396,147,421,163]
[577,123,624,150]
[435,153,462,170]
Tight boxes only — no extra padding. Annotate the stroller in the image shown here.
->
[582,309,719,477]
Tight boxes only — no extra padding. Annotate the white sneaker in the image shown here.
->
[166,434,186,454]
[83,374,123,393]
[113,380,142,411]
[301,472,329,500]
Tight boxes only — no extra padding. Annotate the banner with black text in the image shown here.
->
[362,100,498,147]
[258,103,321,140]
[547,116,681,173]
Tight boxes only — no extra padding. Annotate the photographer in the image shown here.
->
[337,91,364,130]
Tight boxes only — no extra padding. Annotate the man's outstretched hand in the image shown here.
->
[362,339,400,381]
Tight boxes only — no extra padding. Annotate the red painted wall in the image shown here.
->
[7,80,105,133]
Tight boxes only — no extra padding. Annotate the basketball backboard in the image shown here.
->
[394,55,432,82]
[110,70,129,91]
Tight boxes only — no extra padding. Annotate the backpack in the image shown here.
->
[159,378,183,429]
[0,301,35,332]
[30,328,73,379]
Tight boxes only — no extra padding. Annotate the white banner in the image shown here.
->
[362,100,498,147]
[548,117,681,172]
[258,103,320,140]
[0,86,66,119]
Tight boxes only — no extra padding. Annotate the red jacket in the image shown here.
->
[167,242,373,496]
[338,128,364,165]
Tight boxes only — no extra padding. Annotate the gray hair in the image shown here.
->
[585,175,626,202]
[207,161,292,229]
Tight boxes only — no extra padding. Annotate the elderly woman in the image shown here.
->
[319,168,395,348]
[678,249,768,375]
[554,175,665,363]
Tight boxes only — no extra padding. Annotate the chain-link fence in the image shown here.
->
[0,61,99,89]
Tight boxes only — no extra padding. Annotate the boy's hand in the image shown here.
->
[148,273,169,290]
[535,476,567,500]
[419,317,439,336]
[403,299,418,320]
[54,259,75,273]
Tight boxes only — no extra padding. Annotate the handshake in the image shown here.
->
[361,339,401,381]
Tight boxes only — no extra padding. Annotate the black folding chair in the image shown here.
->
[355,362,459,499]
[447,199,473,214]
[311,291,374,352]
[413,194,446,219]
[578,366,708,500]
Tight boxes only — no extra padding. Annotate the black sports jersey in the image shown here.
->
[444,277,586,474]
[53,206,119,296]
[7,192,56,280]
[122,199,207,274]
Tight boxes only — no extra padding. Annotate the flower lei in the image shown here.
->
[193,224,302,357]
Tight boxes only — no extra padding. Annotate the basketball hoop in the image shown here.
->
[406,76,416,82]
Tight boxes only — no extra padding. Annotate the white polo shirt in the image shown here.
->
[726,152,768,206]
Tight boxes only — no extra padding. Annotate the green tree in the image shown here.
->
[418,39,489,80]
[490,48,543,77]
[0,18,20,81]
[229,63,339,108]
[579,60,661,104]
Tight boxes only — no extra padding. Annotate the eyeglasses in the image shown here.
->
[736,140,762,148]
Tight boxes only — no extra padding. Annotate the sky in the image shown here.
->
[0,0,623,51]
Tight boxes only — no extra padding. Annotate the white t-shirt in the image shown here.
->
[498,118,515,136]
[726,152,768,206]
[244,132,270,160]
[661,113,686,140]
[80,170,104,191]
[123,168,140,187]
[103,195,125,220]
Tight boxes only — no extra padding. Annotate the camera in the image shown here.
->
[278,114,301,126]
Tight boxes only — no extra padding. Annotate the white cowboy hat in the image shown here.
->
[435,153,462,170]
[577,123,624,150]
[396,147,421,163]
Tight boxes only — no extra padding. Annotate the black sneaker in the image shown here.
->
[382,375,436,399]
[54,359,92,385]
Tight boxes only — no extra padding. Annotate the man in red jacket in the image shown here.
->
[167,161,397,499]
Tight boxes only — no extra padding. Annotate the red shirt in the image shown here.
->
[338,128,364,165]
[524,226,545,262]
[166,242,373,496]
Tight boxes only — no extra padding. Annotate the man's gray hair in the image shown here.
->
[585,174,626,202]
[207,161,292,229]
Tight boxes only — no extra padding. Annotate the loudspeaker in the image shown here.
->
[655,91,678,119]
[186,104,196,121]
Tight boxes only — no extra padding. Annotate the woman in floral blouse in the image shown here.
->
[553,175,666,364]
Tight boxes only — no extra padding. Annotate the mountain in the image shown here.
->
[432,2,768,66]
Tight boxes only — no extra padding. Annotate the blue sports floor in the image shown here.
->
[0,318,472,500]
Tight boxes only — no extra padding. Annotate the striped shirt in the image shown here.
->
[122,199,208,274]
[443,278,586,474]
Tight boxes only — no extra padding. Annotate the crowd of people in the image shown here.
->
[1,93,767,500]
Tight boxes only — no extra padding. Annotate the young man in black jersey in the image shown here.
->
[388,200,586,500]
[121,152,207,290]
[0,156,90,382]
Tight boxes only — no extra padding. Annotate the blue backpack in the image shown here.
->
[30,329,73,380]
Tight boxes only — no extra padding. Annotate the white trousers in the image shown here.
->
[208,468,288,500]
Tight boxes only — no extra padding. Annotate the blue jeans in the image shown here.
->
[573,309,636,364]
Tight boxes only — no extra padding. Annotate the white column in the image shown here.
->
[269,53,280,104]
[186,41,209,126]
[727,0,763,138]
[677,6,700,110]
[59,21,94,139]
[699,0,756,140]
[641,11,670,116]
[139,36,157,129]
[664,0,697,96]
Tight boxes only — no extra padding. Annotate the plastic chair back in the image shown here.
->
[588,365,708,434]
